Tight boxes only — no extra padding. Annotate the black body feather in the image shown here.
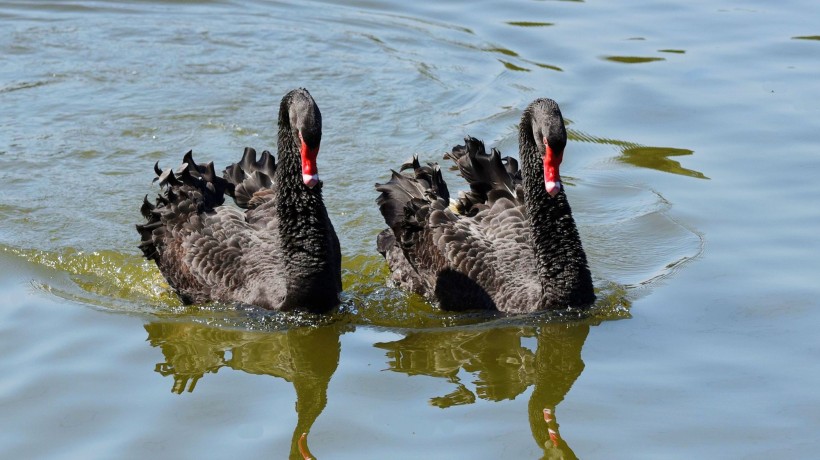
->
[136,89,341,312]
[375,98,595,313]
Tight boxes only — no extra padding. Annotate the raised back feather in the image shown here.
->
[223,147,277,209]
[376,157,448,240]
[375,156,452,270]
[445,136,523,216]
[136,150,232,263]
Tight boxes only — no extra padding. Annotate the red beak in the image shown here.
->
[299,132,320,188]
[543,137,562,197]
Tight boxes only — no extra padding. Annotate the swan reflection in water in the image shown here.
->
[375,322,589,459]
[144,317,590,458]
[144,320,345,460]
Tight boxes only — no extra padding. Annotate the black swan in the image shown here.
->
[136,88,342,312]
[375,98,594,313]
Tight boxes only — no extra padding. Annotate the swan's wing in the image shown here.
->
[137,150,242,301]
[425,193,540,311]
[186,206,263,291]
[137,150,230,262]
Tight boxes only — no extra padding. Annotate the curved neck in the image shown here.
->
[274,122,335,272]
[519,129,595,309]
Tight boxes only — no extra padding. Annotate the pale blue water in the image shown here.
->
[2,1,819,458]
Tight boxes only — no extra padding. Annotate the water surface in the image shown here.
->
[2,0,819,458]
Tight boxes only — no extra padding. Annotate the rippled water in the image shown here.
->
[2,1,819,458]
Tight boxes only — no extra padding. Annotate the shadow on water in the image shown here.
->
[144,320,347,460]
[569,127,709,180]
[140,312,601,458]
[619,146,707,179]
[140,307,603,459]
[374,321,591,459]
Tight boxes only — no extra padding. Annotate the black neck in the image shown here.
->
[274,123,335,275]
[519,131,595,309]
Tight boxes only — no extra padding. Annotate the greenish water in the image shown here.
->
[2,1,819,458]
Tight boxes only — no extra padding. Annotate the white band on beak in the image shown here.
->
[545,180,562,197]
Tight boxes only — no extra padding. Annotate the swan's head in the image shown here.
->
[286,88,323,188]
[528,98,567,197]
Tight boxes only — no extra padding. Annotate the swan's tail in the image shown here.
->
[444,136,522,215]
[136,150,231,261]
[223,147,277,209]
